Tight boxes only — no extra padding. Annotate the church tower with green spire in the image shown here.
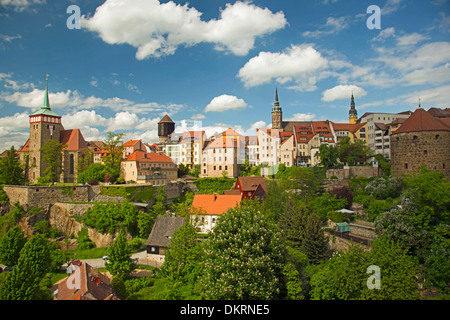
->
[271,87,283,130]
[28,75,64,182]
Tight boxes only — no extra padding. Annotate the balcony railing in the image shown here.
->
[137,174,167,180]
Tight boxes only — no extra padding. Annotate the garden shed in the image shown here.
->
[336,222,350,233]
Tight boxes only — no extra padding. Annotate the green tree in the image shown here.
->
[0,234,52,300]
[282,262,303,300]
[338,137,371,165]
[318,144,339,168]
[0,146,24,185]
[152,186,167,216]
[137,211,155,238]
[39,139,67,184]
[177,163,189,177]
[300,214,331,264]
[310,238,419,300]
[76,148,94,176]
[199,206,286,300]
[261,180,289,222]
[0,226,27,267]
[111,274,128,300]
[105,229,136,278]
[361,237,419,300]
[76,228,96,250]
[278,199,308,249]
[78,163,108,183]
[403,165,450,229]
[103,131,124,169]
[161,222,204,282]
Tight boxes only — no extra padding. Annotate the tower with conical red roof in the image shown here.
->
[158,114,175,144]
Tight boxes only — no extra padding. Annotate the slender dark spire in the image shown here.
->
[349,92,357,116]
[273,86,281,111]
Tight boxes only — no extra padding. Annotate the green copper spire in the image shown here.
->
[42,74,50,110]
[30,74,61,117]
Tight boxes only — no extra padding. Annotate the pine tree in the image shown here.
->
[0,146,24,185]
[0,234,52,300]
[105,229,136,278]
[300,214,330,265]
[0,225,27,267]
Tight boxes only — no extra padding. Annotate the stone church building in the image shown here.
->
[18,80,89,183]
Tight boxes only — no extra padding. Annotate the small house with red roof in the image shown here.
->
[121,150,177,185]
[54,261,119,300]
[191,194,242,233]
[234,176,268,202]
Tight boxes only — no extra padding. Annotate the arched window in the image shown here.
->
[69,154,74,175]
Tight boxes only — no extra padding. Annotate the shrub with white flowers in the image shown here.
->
[199,206,286,300]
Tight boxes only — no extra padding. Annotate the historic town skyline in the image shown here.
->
[0,0,449,151]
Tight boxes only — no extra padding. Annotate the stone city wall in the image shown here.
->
[3,185,92,207]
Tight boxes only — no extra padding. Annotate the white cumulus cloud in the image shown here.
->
[205,94,248,113]
[321,85,367,102]
[81,0,287,59]
[238,44,328,88]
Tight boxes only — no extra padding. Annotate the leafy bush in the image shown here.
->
[0,186,9,203]
[327,210,351,223]
[364,176,402,200]
[193,178,236,194]
[83,202,139,236]
[78,163,108,184]
[125,277,156,296]
[76,228,96,250]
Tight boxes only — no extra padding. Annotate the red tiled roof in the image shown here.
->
[191,194,242,215]
[124,150,174,163]
[331,122,365,133]
[159,114,174,123]
[392,108,450,134]
[60,129,88,151]
[55,262,119,300]
[17,139,30,153]
[236,176,268,193]
[206,136,244,149]
[180,131,205,143]
[221,128,241,137]
[123,140,140,147]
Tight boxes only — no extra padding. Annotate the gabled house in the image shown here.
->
[123,139,147,159]
[201,128,246,178]
[234,176,268,202]
[145,215,185,267]
[191,194,242,233]
[121,150,177,185]
[54,261,119,300]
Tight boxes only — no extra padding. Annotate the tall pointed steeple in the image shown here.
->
[271,86,282,130]
[42,74,50,110]
[349,92,357,124]
[30,75,60,117]
[272,86,281,111]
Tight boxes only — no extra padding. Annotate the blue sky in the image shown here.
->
[0,0,449,150]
